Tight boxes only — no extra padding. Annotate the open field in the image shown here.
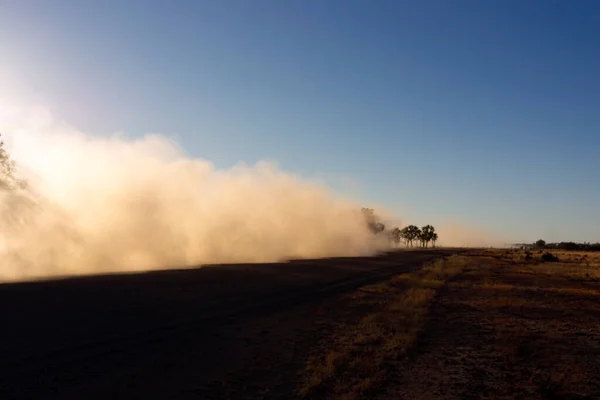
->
[302,249,600,399]
[3,248,599,399]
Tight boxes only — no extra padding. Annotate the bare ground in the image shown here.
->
[0,249,451,400]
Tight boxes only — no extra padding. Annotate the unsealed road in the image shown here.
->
[0,249,453,400]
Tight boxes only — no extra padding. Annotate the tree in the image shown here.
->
[0,134,24,190]
[404,225,421,247]
[431,232,438,248]
[535,239,546,249]
[420,225,436,248]
[361,208,385,234]
[390,227,402,246]
[399,227,410,247]
[419,225,435,247]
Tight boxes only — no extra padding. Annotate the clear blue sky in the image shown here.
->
[1,0,599,242]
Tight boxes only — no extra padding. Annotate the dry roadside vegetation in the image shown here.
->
[300,250,600,400]
[300,255,475,399]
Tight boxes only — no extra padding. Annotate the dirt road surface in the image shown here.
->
[0,249,452,400]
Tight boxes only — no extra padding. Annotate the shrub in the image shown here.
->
[541,253,559,262]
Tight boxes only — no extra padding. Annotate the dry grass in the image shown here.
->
[378,249,600,399]
[299,249,600,399]
[482,248,600,282]
[299,255,473,399]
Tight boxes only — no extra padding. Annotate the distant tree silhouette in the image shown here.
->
[0,134,24,190]
[361,208,385,234]
[418,230,425,247]
[535,239,546,249]
[420,225,435,248]
[536,241,600,252]
[404,225,421,247]
[390,227,402,246]
[399,227,409,246]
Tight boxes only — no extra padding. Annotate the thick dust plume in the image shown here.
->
[435,222,502,248]
[0,104,388,282]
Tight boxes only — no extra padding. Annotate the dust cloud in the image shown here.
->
[435,222,502,248]
[0,104,388,282]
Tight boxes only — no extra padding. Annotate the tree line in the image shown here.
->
[532,239,600,252]
[362,208,439,248]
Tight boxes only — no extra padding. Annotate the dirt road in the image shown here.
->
[0,249,452,399]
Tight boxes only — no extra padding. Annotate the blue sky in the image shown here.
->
[1,0,599,242]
